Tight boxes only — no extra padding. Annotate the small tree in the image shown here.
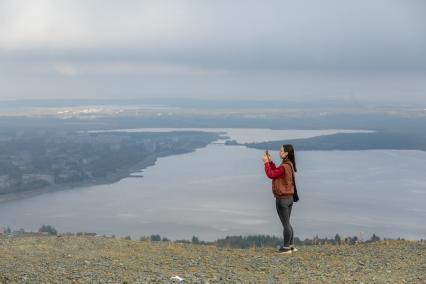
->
[192,236,200,244]
[150,234,161,242]
[370,234,381,242]
[38,224,57,235]
[334,234,341,245]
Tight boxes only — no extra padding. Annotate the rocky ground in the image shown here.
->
[0,235,424,283]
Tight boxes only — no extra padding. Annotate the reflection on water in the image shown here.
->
[0,129,424,241]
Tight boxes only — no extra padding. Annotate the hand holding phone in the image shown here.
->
[263,150,270,163]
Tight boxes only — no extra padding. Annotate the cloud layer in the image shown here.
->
[0,0,425,101]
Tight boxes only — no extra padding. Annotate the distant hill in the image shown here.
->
[246,131,426,152]
[0,235,424,283]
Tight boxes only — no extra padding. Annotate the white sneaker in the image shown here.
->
[290,245,298,252]
[277,246,292,254]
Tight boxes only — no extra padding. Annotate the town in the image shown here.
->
[0,130,221,197]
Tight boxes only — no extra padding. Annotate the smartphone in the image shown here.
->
[265,150,269,155]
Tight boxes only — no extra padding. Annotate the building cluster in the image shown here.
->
[0,130,219,195]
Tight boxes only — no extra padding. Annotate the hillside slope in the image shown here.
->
[0,235,424,283]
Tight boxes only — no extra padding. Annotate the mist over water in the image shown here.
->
[0,129,425,241]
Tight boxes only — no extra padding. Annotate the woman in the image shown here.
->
[263,144,297,254]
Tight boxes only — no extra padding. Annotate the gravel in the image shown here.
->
[0,235,424,283]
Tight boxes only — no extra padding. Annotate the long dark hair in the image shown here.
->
[282,144,297,172]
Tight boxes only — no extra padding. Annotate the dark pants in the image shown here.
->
[275,197,294,248]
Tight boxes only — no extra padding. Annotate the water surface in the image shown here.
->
[0,129,424,241]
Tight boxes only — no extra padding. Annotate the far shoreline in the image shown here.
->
[0,146,203,204]
[0,156,156,204]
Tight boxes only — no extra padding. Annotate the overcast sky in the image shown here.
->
[0,0,425,103]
